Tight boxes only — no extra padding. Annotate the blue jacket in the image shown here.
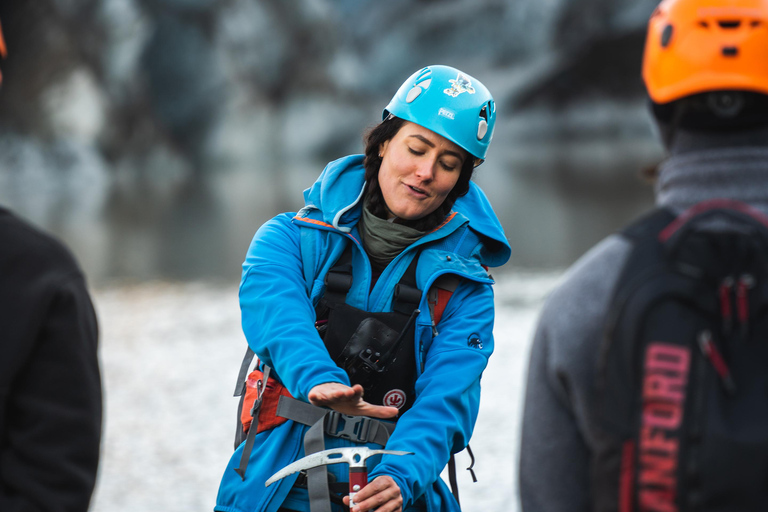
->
[215,155,511,512]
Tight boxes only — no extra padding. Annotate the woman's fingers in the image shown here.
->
[354,402,399,419]
[308,382,360,405]
[308,383,399,418]
[343,476,403,512]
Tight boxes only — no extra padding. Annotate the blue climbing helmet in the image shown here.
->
[383,65,496,166]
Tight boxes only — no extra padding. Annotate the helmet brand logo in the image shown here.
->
[438,108,455,120]
[444,73,476,98]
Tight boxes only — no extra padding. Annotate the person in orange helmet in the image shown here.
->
[0,15,102,512]
[519,0,768,511]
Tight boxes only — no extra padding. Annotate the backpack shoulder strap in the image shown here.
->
[620,206,676,244]
[299,222,319,295]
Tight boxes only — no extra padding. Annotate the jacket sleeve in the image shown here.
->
[518,235,632,512]
[0,274,102,512]
[368,278,495,507]
[239,214,350,400]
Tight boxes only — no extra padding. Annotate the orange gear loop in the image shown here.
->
[642,0,768,104]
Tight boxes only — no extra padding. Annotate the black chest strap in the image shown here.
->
[322,243,422,313]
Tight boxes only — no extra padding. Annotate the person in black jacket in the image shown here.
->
[0,18,102,512]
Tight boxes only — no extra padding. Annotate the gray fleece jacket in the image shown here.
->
[518,129,768,512]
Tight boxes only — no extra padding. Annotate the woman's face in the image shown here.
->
[377,121,465,221]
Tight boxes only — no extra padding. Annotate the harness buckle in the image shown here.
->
[325,412,372,443]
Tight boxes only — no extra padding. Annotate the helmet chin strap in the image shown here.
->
[384,204,400,223]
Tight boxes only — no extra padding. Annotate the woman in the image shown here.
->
[215,65,511,512]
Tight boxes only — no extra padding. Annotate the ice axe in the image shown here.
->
[265,446,412,508]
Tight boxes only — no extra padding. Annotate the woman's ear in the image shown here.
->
[378,140,389,158]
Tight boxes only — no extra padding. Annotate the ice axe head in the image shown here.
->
[265,446,412,507]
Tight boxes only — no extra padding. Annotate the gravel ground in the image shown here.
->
[88,270,562,512]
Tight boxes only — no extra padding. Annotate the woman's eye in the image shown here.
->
[408,147,425,156]
[440,161,458,171]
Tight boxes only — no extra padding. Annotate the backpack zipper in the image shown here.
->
[697,330,736,395]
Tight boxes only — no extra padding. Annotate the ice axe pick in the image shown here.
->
[265,446,412,508]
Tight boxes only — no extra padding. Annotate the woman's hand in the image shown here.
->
[308,383,398,419]
[343,476,403,512]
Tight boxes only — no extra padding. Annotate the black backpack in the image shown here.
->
[593,199,768,512]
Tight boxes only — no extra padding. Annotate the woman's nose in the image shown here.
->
[414,159,435,182]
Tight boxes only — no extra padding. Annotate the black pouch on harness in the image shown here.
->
[592,200,768,512]
[318,299,418,412]
[339,317,400,385]
[315,246,420,413]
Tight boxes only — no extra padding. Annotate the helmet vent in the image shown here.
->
[477,104,490,140]
[477,120,488,140]
[406,87,422,103]
[479,104,489,121]
[661,24,674,47]
[415,67,432,82]
[718,20,742,29]
[406,71,433,103]
[722,46,739,56]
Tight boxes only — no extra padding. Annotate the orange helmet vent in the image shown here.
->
[642,0,768,104]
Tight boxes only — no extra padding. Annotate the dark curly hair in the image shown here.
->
[362,116,475,232]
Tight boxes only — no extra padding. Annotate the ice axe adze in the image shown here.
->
[266,446,412,508]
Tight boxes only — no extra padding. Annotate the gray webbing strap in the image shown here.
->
[276,395,327,425]
[304,417,333,512]
[234,347,256,396]
[277,395,395,512]
[234,365,271,480]
[234,347,257,449]
[276,396,394,446]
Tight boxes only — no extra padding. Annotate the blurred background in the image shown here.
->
[0,0,666,510]
[0,0,665,284]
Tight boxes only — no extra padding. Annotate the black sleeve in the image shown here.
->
[0,274,102,512]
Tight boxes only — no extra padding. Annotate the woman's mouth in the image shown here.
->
[405,183,429,197]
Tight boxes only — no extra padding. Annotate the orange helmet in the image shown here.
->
[642,0,768,104]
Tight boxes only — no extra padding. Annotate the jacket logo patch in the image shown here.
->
[383,389,407,409]
[444,73,476,98]
[468,333,483,349]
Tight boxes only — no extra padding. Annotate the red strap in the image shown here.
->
[719,280,732,321]
[736,278,750,324]
[241,370,293,434]
[433,288,454,326]
[658,199,768,242]
[619,440,636,512]
[699,336,731,381]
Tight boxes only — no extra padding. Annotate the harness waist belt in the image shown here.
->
[276,395,395,445]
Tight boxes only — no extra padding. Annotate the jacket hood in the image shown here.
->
[301,154,511,265]
[302,155,367,232]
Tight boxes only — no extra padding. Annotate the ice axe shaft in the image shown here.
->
[265,446,412,508]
